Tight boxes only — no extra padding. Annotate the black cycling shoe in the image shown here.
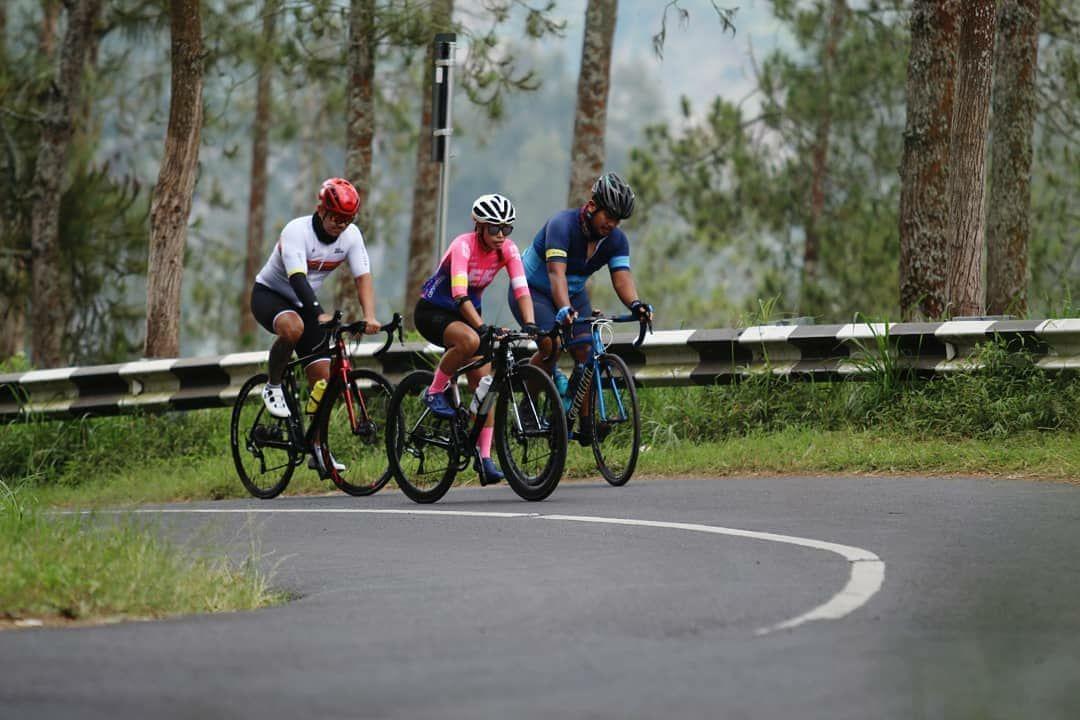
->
[576,423,594,447]
[476,457,504,486]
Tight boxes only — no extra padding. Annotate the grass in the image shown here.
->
[0,483,286,627]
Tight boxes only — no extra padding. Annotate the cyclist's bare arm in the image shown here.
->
[546,261,576,323]
[611,268,644,313]
[353,273,380,333]
[514,292,536,326]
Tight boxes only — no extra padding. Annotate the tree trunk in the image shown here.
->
[338,0,376,319]
[28,0,103,368]
[0,248,27,361]
[986,0,1039,317]
[567,0,618,206]
[801,0,847,315]
[145,0,204,358]
[40,0,60,58]
[403,0,454,329]
[241,0,278,344]
[293,84,326,215]
[0,5,17,359]
[944,2,997,318]
[898,0,960,321]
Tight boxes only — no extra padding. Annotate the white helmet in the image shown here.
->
[471,193,516,225]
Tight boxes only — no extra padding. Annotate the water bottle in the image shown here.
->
[553,369,571,412]
[469,375,494,414]
[305,378,328,414]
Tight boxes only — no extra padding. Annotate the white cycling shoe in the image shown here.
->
[309,451,346,472]
[261,384,291,418]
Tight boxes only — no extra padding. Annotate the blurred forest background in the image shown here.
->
[0,0,1077,368]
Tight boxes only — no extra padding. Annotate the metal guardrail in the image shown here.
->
[2,319,1078,420]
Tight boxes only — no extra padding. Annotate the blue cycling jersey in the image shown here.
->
[521,208,631,297]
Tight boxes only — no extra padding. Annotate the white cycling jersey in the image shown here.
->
[254,215,371,307]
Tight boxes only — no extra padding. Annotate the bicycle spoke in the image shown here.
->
[495,363,567,501]
[231,374,296,499]
[590,354,640,486]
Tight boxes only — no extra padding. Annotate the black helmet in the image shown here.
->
[591,171,635,220]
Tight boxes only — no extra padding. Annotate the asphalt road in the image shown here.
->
[2,475,1079,719]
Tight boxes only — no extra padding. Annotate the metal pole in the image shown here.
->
[433,35,456,258]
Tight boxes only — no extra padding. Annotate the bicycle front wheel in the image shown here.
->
[319,369,397,496]
[230,373,297,499]
[385,370,459,504]
[495,363,567,501]
[590,353,640,486]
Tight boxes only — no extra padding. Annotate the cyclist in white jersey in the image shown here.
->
[250,178,381,428]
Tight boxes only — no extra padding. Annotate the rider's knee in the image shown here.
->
[459,330,480,356]
[275,315,304,345]
[538,335,559,356]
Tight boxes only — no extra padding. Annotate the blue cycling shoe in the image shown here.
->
[477,457,504,486]
[423,389,456,418]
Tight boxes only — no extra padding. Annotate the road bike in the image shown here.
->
[559,312,651,486]
[230,312,403,499]
[385,328,567,503]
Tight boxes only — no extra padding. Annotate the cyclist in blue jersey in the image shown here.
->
[509,171,652,444]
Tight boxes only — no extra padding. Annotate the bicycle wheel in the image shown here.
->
[230,373,297,499]
[386,370,458,504]
[495,362,567,501]
[589,353,640,486]
[319,369,397,496]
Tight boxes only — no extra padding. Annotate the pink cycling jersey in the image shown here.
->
[420,232,529,313]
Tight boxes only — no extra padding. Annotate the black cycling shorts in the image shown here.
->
[250,283,330,366]
[413,298,470,348]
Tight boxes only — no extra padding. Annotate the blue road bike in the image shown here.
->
[559,311,652,486]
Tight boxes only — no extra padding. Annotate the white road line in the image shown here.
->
[81,507,885,635]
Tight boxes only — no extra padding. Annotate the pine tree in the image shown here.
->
[986,0,1040,316]
[898,0,960,320]
[567,0,617,206]
[29,0,105,367]
[145,0,204,358]
[240,0,280,344]
[944,1,997,318]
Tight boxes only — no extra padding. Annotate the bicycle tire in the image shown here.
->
[589,353,640,486]
[230,373,297,499]
[386,370,459,504]
[319,369,397,496]
[495,363,567,501]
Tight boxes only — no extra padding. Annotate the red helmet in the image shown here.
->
[318,178,360,216]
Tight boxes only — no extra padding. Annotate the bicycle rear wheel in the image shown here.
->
[589,353,640,486]
[385,370,459,504]
[495,363,567,501]
[319,369,397,496]
[230,373,297,499]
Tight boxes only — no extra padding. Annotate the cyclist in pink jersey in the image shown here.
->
[414,193,538,485]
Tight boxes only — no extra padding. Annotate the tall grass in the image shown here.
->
[637,337,1080,445]
[0,483,285,622]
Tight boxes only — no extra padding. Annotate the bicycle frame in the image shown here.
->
[272,312,403,465]
[562,313,648,432]
[406,328,555,471]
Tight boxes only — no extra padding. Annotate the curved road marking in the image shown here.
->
[103,507,885,636]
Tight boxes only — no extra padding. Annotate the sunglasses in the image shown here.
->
[324,209,355,225]
[485,223,514,236]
